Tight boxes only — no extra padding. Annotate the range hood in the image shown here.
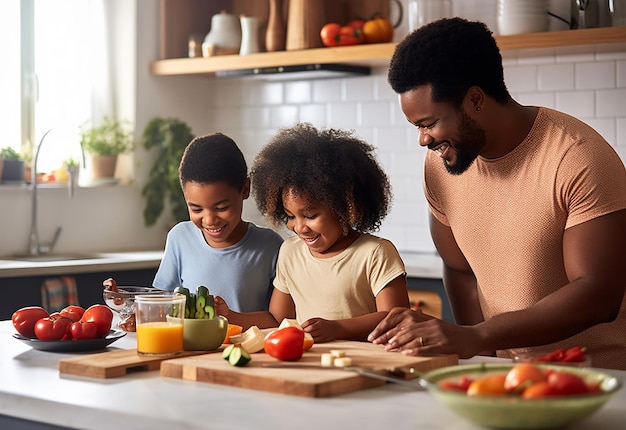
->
[214,63,371,81]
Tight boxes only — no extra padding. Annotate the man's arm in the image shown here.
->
[475,209,626,352]
[429,213,484,325]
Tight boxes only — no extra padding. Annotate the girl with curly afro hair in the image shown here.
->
[214,123,410,342]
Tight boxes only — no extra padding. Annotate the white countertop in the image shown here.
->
[0,250,443,279]
[1,320,625,430]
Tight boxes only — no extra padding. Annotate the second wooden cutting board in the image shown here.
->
[160,340,457,397]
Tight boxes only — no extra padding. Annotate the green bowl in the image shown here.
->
[182,316,228,351]
[418,363,621,429]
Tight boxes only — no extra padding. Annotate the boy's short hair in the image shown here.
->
[179,133,248,191]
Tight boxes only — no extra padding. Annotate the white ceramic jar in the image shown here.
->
[497,0,550,35]
[202,10,241,57]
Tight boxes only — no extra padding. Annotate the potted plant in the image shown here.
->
[141,117,194,227]
[0,147,26,183]
[79,117,134,178]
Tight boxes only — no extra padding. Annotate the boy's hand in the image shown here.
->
[214,296,230,318]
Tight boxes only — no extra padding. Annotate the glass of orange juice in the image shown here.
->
[135,294,186,356]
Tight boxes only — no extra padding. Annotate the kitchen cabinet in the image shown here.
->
[152,0,626,77]
[408,277,453,322]
[0,268,157,320]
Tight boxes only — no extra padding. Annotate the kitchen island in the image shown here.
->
[1,320,624,430]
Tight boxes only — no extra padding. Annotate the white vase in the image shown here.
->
[202,11,241,57]
[239,16,260,55]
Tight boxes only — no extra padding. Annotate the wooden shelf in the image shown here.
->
[150,26,626,77]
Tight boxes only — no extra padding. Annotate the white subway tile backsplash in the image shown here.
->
[618,61,626,87]
[268,105,299,127]
[373,73,399,101]
[361,102,394,127]
[556,91,595,117]
[313,79,344,102]
[285,81,312,104]
[405,226,437,253]
[505,65,538,92]
[345,76,375,102]
[576,62,615,89]
[327,102,358,128]
[617,118,626,146]
[298,104,327,125]
[254,82,284,105]
[597,88,626,117]
[585,118,617,145]
[538,64,575,91]
[517,92,556,108]
[240,106,271,128]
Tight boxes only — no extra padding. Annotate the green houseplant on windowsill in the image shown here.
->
[80,117,134,179]
[0,147,26,183]
[141,117,194,227]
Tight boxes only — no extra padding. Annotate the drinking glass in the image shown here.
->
[135,294,185,356]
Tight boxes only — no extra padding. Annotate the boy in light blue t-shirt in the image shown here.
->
[152,133,283,312]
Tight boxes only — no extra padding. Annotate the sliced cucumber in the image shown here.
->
[222,344,236,360]
[228,345,251,367]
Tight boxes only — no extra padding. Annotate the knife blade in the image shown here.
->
[261,363,424,390]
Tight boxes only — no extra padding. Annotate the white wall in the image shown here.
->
[0,0,624,258]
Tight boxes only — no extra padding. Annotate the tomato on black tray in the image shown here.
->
[12,330,126,352]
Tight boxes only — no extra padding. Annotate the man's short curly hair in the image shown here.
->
[251,123,392,233]
[179,133,247,191]
[388,18,510,106]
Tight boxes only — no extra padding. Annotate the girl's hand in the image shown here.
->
[301,317,338,343]
[214,296,230,318]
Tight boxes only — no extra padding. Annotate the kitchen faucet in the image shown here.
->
[28,128,85,256]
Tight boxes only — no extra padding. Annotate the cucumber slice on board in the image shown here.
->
[228,345,251,367]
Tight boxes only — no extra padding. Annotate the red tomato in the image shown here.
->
[504,363,547,392]
[438,375,473,392]
[60,305,85,322]
[347,19,364,31]
[521,381,560,399]
[12,306,49,338]
[34,315,73,341]
[536,348,565,362]
[547,370,589,395]
[70,321,99,340]
[321,23,341,47]
[466,374,508,396]
[264,327,305,361]
[80,304,113,337]
[561,346,587,363]
[320,22,364,47]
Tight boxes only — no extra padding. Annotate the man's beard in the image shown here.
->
[444,110,486,175]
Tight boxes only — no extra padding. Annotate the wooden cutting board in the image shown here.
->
[58,349,209,379]
[160,341,457,397]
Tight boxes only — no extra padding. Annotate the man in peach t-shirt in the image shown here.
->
[369,18,626,370]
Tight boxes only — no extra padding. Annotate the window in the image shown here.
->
[1,0,112,176]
